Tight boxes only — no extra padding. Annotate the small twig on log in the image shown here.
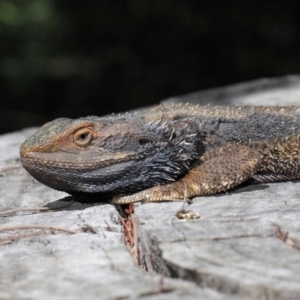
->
[130,213,139,266]
[0,201,76,217]
[0,165,22,172]
[124,205,135,248]
[120,203,141,267]
[0,224,79,234]
[0,207,50,216]
[0,230,48,245]
[104,220,118,232]
[274,224,300,251]
[119,216,132,241]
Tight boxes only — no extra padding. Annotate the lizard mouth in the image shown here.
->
[21,151,143,169]
[20,151,146,194]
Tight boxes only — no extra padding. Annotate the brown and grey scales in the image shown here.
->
[20,103,300,204]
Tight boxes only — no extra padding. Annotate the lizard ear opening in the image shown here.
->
[138,138,153,146]
[74,128,94,147]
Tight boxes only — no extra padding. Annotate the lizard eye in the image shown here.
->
[74,128,94,147]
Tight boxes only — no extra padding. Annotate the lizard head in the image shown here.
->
[20,114,202,196]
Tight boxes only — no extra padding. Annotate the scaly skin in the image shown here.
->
[20,103,300,204]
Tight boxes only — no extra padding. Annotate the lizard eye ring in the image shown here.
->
[74,128,94,147]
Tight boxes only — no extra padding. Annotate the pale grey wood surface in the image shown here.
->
[0,129,230,300]
[136,181,300,299]
[1,76,300,299]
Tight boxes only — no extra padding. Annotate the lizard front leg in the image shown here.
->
[111,144,262,204]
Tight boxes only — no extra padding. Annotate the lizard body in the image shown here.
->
[20,103,300,204]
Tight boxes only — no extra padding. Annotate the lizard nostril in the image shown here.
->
[138,138,152,146]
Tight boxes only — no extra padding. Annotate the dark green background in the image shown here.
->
[1,0,299,133]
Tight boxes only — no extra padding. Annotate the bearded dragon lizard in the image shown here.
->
[20,103,300,204]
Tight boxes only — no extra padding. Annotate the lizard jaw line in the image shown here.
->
[21,153,145,169]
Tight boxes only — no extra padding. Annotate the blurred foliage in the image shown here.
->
[0,0,300,133]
